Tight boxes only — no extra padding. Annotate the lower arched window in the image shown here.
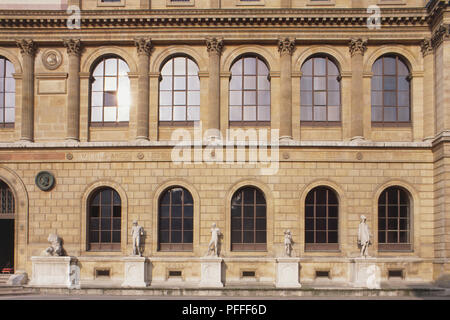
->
[305,186,339,251]
[88,187,121,251]
[231,187,267,251]
[378,186,412,251]
[158,187,193,251]
[0,180,14,215]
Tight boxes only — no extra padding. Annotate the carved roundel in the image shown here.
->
[35,171,55,191]
[42,49,63,70]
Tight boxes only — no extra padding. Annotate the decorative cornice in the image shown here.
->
[431,23,450,49]
[206,37,224,56]
[349,38,367,57]
[16,39,36,57]
[278,38,296,56]
[134,37,153,56]
[420,37,433,57]
[63,38,82,57]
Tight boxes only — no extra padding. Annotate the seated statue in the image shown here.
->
[43,233,65,256]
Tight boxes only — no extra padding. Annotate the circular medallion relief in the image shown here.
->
[35,171,55,191]
[42,49,62,70]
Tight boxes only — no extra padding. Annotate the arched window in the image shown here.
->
[229,55,270,125]
[159,56,200,124]
[305,186,339,251]
[90,56,130,126]
[88,187,121,251]
[378,186,411,251]
[0,180,14,216]
[231,187,267,251]
[371,55,411,125]
[300,56,341,124]
[0,57,15,128]
[158,186,193,251]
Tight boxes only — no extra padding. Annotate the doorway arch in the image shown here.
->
[0,179,15,274]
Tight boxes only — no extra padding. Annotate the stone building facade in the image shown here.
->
[0,0,449,287]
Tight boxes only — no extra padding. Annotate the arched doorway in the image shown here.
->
[0,180,14,274]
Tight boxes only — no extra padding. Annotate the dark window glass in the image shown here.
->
[305,186,339,251]
[158,187,193,251]
[371,55,411,125]
[300,56,341,124]
[0,57,15,127]
[0,180,14,215]
[231,187,267,251]
[88,188,121,251]
[229,56,270,124]
[378,187,411,250]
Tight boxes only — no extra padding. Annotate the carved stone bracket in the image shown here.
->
[206,37,224,56]
[349,38,368,57]
[16,39,37,57]
[420,38,433,57]
[63,39,82,57]
[134,37,153,56]
[278,38,296,56]
[431,24,450,49]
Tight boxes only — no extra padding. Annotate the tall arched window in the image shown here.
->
[229,55,270,125]
[378,186,411,251]
[158,187,193,251]
[305,186,339,251]
[0,57,15,128]
[371,55,411,125]
[159,56,200,124]
[90,56,130,126]
[88,187,121,251]
[231,187,267,251]
[300,56,341,124]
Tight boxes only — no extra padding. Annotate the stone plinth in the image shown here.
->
[30,256,76,288]
[276,257,301,288]
[122,256,148,287]
[350,258,381,289]
[199,257,223,288]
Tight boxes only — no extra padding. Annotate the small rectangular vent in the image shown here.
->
[242,271,256,277]
[315,270,330,278]
[388,269,404,279]
[95,269,110,278]
[168,270,182,277]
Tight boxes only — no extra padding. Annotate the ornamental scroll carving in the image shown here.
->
[206,38,224,56]
[349,38,368,57]
[420,38,433,57]
[63,39,82,57]
[16,39,37,57]
[278,38,296,56]
[134,38,153,56]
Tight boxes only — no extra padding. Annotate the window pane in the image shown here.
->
[4,108,14,123]
[328,77,339,91]
[371,106,383,122]
[174,76,186,90]
[159,106,172,121]
[314,77,326,90]
[187,59,198,75]
[314,58,326,76]
[328,205,338,218]
[104,92,117,107]
[231,59,242,75]
[372,76,382,91]
[5,78,14,92]
[243,106,257,121]
[397,60,409,76]
[174,57,186,75]
[371,91,382,106]
[229,106,242,121]
[92,77,103,92]
[384,107,396,122]
[90,231,99,243]
[398,77,409,91]
[398,107,409,121]
[183,231,193,243]
[255,219,266,230]
[258,76,270,90]
[93,61,104,76]
[159,91,172,106]
[174,92,186,106]
[171,231,182,243]
[5,93,14,107]
[255,231,266,243]
[316,218,326,231]
[398,91,409,107]
[229,91,242,106]
[316,205,326,218]
[104,107,116,121]
[173,106,186,121]
[314,106,326,121]
[104,77,117,91]
[301,76,313,91]
[328,106,340,121]
[244,91,256,105]
[187,106,200,121]
[302,59,312,75]
[328,231,338,243]
[243,76,256,90]
[257,59,269,76]
[171,218,182,230]
[118,59,129,76]
[383,57,396,75]
[383,76,396,90]
[105,58,117,76]
[301,106,313,121]
[244,57,256,75]
[188,76,200,91]
[91,106,102,122]
[243,218,254,230]
[258,106,270,121]
[230,76,242,91]
[372,59,382,75]
[243,231,254,243]
[172,188,183,204]
[328,60,339,75]
[117,106,129,122]
[305,231,314,243]
[301,91,313,106]
[316,231,326,243]
[187,91,200,106]
[159,231,169,243]
[101,231,111,242]
[161,60,173,76]
[328,91,340,106]
[314,92,326,106]
[184,205,193,217]
[159,76,171,91]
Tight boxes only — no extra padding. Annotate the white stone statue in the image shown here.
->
[358,215,372,258]
[207,223,221,257]
[43,233,65,256]
[131,220,144,256]
[284,230,293,257]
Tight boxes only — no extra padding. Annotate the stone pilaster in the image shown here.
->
[206,38,223,138]
[421,38,435,141]
[349,38,367,140]
[134,38,153,140]
[16,39,37,142]
[278,38,295,140]
[63,39,82,141]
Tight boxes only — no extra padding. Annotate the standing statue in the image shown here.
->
[207,223,221,257]
[131,220,144,256]
[43,233,65,256]
[284,230,293,257]
[358,215,372,258]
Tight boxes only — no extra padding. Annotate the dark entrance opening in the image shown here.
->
[0,219,14,274]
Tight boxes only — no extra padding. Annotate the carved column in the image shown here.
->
[421,38,434,141]
[63,39,81,141]
[135,38,153,140]
[206,38,223,138]
[16,40,37,142]
[278,38,295,140]
[349,38,367,140]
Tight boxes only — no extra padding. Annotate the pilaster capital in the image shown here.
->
[278,38,296,56]
[134,37,153,57]
[420,38,433,57]
[16,39,37,57]
[63,39,82,57]
[349,38,368,57]
[431,24,450,49]
[206,37,224,56]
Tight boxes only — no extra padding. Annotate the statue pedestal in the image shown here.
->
[350,257,381,289]
[199,257,223,288]
[122,256,148,287]
[30,256,77,288]
[276,257,301,288]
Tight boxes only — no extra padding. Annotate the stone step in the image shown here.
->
[0,274,11,284]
